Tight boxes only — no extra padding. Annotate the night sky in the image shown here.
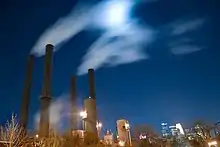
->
[0,0,219,133]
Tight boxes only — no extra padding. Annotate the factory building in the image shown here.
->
[104,130,114,145]
[19,44,100,139]
[116,119,131,146]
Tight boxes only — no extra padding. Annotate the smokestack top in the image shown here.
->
[46,44,54,49]
[28,54,35,58]
[88,68,94,72]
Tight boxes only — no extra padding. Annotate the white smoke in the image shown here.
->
[171,45,204,55]
[30,0,157,57]
[77,22,155,75]
[30,3,92,57]
[171,18,205,35]
[34,94,70,131]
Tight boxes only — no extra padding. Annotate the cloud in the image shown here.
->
[34,94,71,131]
[31,3,92,57]
[171,18,205,35]
[171,45,204,55]
[77,22,155,75]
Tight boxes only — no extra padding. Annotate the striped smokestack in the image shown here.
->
[70,76,78,130]
[20,55,34,131]
[39,44,54,138]
[88,69,96,99]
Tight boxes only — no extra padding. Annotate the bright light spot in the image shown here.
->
[79,111,87,119]
[208,141,217,146]
[97,122,102,129]
[139,134,147,140]
[94,0,134,29]
[176,123,185,135]
[35,134,39,138]
[125,122,130,129]
[118,140,125,146]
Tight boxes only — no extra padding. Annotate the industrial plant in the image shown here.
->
[17,44,133,146]
[2,44,219,147]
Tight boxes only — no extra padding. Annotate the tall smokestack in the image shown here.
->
[88,69,96,99]
[84,68,98,136]
[70,76,78,130]
[39,44,54,138]
[20,55,34,131]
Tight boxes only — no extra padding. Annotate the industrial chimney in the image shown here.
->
[84,69,98,135]
[39,44,54,138]
[88,68,96,99]
[70,76,78,130]
[20,55,34,131]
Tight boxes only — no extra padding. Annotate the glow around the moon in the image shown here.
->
[93,0,134,29]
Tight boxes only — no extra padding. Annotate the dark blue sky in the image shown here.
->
[0,0,219,133]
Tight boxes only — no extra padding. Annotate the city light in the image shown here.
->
[208,141,217,146]
[79,111,87,119]
[118,140,125,146]
[96,122,102,129]
[139,134,147,140]
[125,122,130,129]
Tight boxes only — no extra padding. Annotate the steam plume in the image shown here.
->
[30,0,157,57]
[77,23,155,75]
[31,3,91,57]
[34,94,70,131]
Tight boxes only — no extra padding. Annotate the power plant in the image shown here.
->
[19,44,99,138]
[18,43,132,146]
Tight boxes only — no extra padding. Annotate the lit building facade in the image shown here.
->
[161,122,185,139]
[161,122,170,138]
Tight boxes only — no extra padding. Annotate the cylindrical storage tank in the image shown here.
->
[84,98,97,135]
[116,119,129,143]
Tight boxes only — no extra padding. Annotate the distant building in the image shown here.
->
[176,123,184,135]
[161,122,170,138]
[169,125,179,137]
[104,130,114,145]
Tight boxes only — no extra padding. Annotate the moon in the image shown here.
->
[93,0,134,29]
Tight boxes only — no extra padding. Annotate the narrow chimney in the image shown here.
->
[39,44,54,138]
[88,69,96,99]
[20,55,34,131]
[70,76,78,130]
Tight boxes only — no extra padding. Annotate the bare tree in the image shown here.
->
[133,124,158,139]
[37,129,64,147]
[132,124,160,147]
[0,114,26,147]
